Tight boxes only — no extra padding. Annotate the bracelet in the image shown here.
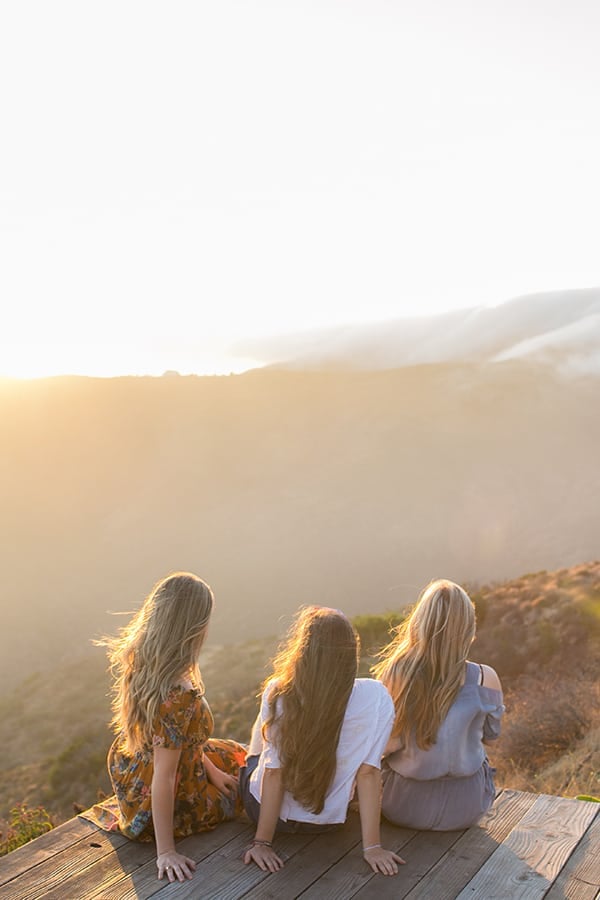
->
[252,839,273,847]
[363,843,381,852]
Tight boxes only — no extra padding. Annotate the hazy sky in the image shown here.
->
[1,0,599,377]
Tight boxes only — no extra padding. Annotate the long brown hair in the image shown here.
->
[372,579,475,750]
[263,606,359,814]
[98,572,214,755]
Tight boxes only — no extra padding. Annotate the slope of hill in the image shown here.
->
[1,358,599,690]
[1,561,598,834]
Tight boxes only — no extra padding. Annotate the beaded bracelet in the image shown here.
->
[362,843,381,852]
[251,839,273,847]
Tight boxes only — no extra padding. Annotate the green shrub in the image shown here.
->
[352,612,404,655]
[0,803,54,856]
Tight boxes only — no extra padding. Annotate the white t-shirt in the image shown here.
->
[249,677,394,824]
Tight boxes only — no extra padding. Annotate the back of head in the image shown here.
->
[135,572,214,678]
[266,606,359,814]
[106,571,214,753]
[407,580,475,668]
[373,579,475,749]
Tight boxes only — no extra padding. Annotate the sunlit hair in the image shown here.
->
[98,572,214,755]
[372,579,475,750]
[263,606,359,814]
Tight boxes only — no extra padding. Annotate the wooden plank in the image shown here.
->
[0,816,128,887]
[1,821,131,900]
[399,788,539,899]
[38,835,156,900]
[141,828,317,900]
[82,820,252,900]
[243,813,364,899]
[3,790,597,900]
[456,794,600,900]
[545,803,600,900]
[296,818,417,899]
[354,828,463,899]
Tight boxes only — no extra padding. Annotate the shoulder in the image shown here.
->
[479,664,502,692]
[262,678,279,698]
[162,685,204,715]
[260,679,280,711]
[351,678,394,709]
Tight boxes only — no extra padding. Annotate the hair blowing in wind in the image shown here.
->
[98,572,214,755]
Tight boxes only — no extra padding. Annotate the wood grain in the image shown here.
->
[1,790,597,900]
[399,788,539,899]
[545,804,600,900]
[455,794,599,900]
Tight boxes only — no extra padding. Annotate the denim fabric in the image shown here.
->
[239,754,342,835]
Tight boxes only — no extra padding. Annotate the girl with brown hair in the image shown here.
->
[82,572,247,883]
[240,605,405,877]
[373,579,504,830]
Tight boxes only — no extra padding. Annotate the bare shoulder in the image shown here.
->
[480,664,502,692]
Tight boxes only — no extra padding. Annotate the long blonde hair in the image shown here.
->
[263,606,359,814]
[100,572,214,755]
[372,579,475,750]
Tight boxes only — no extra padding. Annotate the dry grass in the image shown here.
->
[1,560,599,829]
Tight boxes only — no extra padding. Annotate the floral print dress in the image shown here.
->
[82,685,247,840]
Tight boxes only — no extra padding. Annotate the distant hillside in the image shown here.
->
[1,357,599,690]
[1,561,598,833]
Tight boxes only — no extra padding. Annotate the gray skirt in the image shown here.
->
[381,757,497,831]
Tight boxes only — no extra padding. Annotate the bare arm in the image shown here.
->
[480,664,504,743]
[152,746,196,882]
[243,767,285,872]
[355,763,405,876]
[481,664,502,692]
[203,750,239,798]
[383,734,403,757]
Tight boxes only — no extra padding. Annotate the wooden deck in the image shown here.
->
[1,790,598,899]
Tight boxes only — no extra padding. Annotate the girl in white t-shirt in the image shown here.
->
[240,606,405,877]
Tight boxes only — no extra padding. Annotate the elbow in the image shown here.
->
[356,763,380,782]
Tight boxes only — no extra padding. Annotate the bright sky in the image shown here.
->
[1,0,600,377]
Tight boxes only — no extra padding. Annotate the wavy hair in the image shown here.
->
[98,572,214,755]
[263,606,359,814]
[372,579,475,750]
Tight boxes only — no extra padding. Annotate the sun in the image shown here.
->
[0,339,264,379]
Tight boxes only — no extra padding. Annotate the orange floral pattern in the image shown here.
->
[81,686,247,840]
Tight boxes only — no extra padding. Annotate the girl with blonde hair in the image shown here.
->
[240,606,405,877]
[372,579,504,831]
[83,572,246,883]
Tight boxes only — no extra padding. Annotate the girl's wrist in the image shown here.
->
[252,838,273,846]
[363,843,381,853]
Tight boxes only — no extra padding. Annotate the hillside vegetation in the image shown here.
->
[1,561,599,842]
[1,362,600,692]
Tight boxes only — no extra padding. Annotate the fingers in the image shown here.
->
[243,845,284,872]
[368,859,396,876]
[216,773,239,796]
[364,848,404,876]
[157,854,197,882]
[164,863,192,882]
